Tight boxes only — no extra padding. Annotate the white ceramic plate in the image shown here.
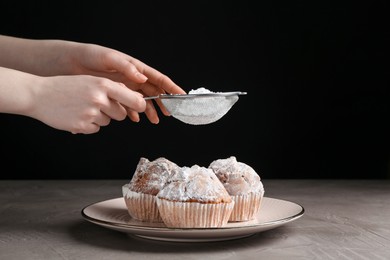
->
[81,197,304,242]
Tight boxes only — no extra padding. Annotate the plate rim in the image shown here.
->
[81,196,305,232]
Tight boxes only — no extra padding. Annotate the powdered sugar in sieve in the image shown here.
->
[145,87,247,125]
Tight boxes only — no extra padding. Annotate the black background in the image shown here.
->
[0,1,389,179]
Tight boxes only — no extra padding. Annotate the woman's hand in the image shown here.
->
[32,74,148,134]
[64,42,186,124]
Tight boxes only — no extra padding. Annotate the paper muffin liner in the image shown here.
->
[156,198,235,228]
[229,192,263,222]
[122,185,162,222]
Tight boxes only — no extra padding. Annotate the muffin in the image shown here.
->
[156,165,234,228]
[122,157,180,222]
[209,156,264,222]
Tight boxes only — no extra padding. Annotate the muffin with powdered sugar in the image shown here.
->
[122,157,180,222]
[209,156,264,222]
[156,165,234,228]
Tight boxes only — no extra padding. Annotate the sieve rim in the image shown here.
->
[144,91,247,100]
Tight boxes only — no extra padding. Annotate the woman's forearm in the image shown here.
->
[0,35,75,76]
[0,66,39,115]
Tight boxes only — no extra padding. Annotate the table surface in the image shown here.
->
[1,179,389,260]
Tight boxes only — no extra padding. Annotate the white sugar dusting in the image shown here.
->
[209,156,264,196]
[125,157,180,196]
[157,165,231,203]
[188,87,216,94]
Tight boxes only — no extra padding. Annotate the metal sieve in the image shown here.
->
[145,92,247,125]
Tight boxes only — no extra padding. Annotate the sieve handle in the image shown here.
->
[144,96,160,100]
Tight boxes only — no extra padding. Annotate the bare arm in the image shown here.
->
[0,35,186,132]
[0,66,145,134]
[0,35,71,76]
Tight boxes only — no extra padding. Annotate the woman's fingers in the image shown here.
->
[106,82,146,113]
[136,63,186,95]
[126,109,140,123]
[104,53,185,96]
[126,100,159,124]
[98,97,127,121]
[135,82,171,116]
[144,100,159,124]
[71,124,100,135]
[103,52,148,83]
[93,112,111,127]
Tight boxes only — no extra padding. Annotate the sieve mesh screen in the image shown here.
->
[161,95,239,125]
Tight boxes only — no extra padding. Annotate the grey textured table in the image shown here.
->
[1,179,389,259]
